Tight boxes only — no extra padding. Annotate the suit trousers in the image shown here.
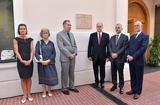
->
[129,62,144,95]
[61,58,75,90]
[92,57,106,84]
[111,60,124,88]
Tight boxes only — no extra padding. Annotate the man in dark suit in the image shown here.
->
[126,21,149,99]
[88,22,110,88]
[109,24,128,94]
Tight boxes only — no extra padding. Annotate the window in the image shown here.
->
[0,0,15,63]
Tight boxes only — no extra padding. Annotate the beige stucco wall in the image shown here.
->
[23,0,116,33]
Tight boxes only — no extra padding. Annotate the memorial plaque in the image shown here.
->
[76,14,92,29]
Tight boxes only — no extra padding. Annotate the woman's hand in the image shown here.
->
[21,60,27,65]
[42,61,48,65]
[40,59,50,66]
[43,60,51,65]
[21,60,31,66]
[40,59,45,65]
[21,60,30,66]
[46,60,51,64]
[25,60,32,66]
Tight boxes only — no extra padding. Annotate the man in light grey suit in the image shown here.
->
[56,20,79,95]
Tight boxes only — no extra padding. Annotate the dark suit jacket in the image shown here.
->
[88,32,110,62]
[109,34,128,63]
[127,32,149,66]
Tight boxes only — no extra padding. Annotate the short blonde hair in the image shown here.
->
[40,28,50,38]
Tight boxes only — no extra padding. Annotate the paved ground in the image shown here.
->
[0,85,116,105]
[0,66,160,105]
[104,71,160,105]
[144,64,160,74]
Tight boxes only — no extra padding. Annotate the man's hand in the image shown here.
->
[112,53,118,59]
[88,57,92,61]
[106,58,110,62]
[70,54,75,60]
[127,55,133,61]
[73,53,77,57]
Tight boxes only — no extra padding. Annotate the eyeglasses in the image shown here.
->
[97,26,102,28]
[67,24,72,26]
[134,25,140,27]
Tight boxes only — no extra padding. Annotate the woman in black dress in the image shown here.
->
[35,28,58,98]
[13,24,34,103]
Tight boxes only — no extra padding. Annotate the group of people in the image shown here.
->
[13,20,149,104]
[13,20,78,104]
[88,21,149,100]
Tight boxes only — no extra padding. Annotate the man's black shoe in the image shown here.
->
[61,90,70,95]
[120,88,124,94]
[110,86,117,91]
[69,88,79,93]
[93,83,99,88]
[101,83,104,89]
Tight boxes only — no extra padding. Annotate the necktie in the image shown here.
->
[98,32,101,44]
[67,32,71,40]
[133,34,137,40]
[116,35,119,45]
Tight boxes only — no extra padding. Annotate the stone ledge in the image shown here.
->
[0,62,17,70]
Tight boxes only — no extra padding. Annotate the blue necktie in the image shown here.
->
[133,34,137,40]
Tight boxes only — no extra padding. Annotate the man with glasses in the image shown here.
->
[126,21,149,99]
[57,20,79,95]
[88,22,110,88]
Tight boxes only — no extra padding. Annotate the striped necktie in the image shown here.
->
[116,35,119,45]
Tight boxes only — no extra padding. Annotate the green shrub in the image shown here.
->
[148,35,160,64]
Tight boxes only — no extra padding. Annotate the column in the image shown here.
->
[13,0,24,36]
[115,0,128,34]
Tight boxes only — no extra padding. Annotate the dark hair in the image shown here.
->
[18,24,28,35]
[63,20,70,26]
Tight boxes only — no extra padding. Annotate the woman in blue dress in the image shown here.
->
[35,28,58,98]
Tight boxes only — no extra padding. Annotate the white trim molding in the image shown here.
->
[13,0,24,37]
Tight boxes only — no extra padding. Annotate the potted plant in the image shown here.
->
[148,35,160,66]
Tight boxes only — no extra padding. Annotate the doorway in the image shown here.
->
[128,0,150,63]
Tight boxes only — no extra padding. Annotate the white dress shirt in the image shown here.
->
[136,31,142,38]
[116,33,122,40]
